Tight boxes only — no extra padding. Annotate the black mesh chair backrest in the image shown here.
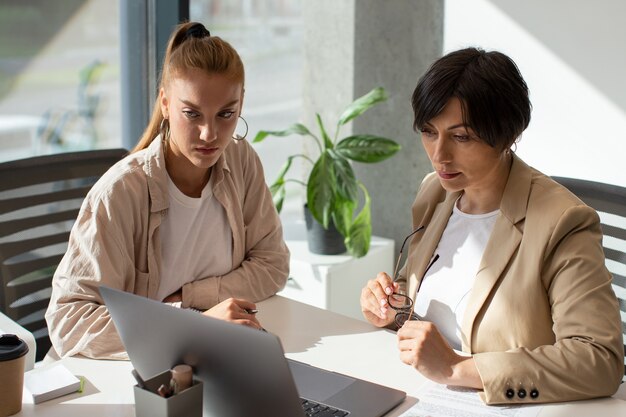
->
[552,176,626,380]
[0,148,127,361]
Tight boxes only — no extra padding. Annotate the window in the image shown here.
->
[190,0,304,210]
[0,0,122,162]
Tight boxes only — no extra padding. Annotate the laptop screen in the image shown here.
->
[100,286,305,416]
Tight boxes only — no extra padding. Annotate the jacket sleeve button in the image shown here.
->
[505,388,515,399]
[517,388,527,399]
[530,389,539,399]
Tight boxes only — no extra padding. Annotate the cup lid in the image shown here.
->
[0,334,29,361]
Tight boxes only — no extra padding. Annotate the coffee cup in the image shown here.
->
[0,334,29,417]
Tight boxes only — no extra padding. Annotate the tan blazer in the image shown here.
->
[399,155,623,404]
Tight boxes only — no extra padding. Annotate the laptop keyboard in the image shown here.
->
[301,398,350,416]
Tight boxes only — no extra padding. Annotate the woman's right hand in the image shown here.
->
[360,272,399,327]
[202,298,262,330]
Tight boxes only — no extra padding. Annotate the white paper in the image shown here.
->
[401,381,542,417]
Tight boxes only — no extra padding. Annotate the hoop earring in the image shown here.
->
[232,116,248,141]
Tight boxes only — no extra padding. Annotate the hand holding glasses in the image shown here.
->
[387,226,439,328]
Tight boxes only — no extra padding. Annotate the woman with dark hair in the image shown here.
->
[360,48,623,404]
[46,22,289,359]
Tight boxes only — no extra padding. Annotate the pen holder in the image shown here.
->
[134,370,203,417]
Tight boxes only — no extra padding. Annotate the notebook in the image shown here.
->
[100,286,406,417]
[24,362,81,404]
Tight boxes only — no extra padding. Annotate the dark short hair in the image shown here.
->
[412,47,531,151]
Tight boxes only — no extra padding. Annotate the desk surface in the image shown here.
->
[0,311,36,371]
[16,295,626,417]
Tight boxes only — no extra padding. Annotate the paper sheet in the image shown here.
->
[401,381,542,417]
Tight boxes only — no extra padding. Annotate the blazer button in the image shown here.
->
[517,388,527,399]
[505,389,515,399]
[530,389,539,399]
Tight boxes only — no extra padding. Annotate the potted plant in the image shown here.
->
[253,87,401,257]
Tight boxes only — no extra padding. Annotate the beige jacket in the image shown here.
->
[400,155,623,404]
[45,137,290,359]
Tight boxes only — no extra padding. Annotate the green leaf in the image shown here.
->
[316,113,334,149]
[337,87,388,126]
[335,135,401,163]
[253,123,312,143]
[270,183,287,213]
[328,149,358,202]
[331,196,356,237]
[307,151,335,228]
[345,184,372,258]
[275,156,294,182]
[269,181,286,213]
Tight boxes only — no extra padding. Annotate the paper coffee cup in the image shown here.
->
[0,334,29,417]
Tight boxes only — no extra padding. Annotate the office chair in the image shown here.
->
[552,176,626,380]
[0,148,127,361]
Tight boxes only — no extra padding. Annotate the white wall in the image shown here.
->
[445,0,626,187]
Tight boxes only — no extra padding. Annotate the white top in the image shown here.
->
[413,200,499,350]
[157,172,233,301]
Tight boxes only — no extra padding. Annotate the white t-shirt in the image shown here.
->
[413,200,499,350]
[156,172,233,301]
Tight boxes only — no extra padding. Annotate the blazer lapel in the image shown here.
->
[460,155,533,352]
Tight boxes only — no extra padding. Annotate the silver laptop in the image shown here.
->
[100,286,405,417]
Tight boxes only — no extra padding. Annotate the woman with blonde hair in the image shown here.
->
[46,22,289,359]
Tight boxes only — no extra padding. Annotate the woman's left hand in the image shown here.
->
[397,320,483,388]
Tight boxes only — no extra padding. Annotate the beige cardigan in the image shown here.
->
[399,155,623,404]
[45,137,289,359]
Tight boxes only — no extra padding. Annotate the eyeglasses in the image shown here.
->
[387,226,439,328]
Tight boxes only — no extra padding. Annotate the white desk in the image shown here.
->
[0,311,36,371]
[16,296,626,417]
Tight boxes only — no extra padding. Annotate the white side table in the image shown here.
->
[280,218,394,321]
